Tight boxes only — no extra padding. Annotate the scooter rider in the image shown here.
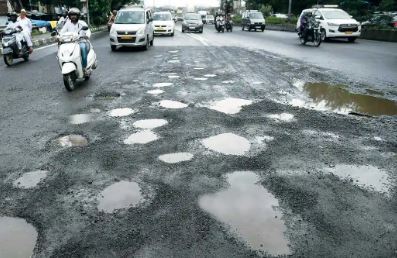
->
[6,12,24,54]
[300,11,314,39]
[17,9,33,54]
[60,8,91,72]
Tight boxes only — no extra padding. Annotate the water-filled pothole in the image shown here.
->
[158,152,194,164]
[204,74,217,78]
[199,171,291,256]
[208,98,253,115]
[57,134,88,147]
[13,170,48,189]
[202,133,250,155]
[153,82,173,88]
[133,119,168,129]
[69,114,92,125]
[147,89,164,95]
[266,113,295,122]
[193,77,208,81]
[124,130,159,145]
[159,100,188,109]
[168,75,180,79]
[0,217,38,258]
[108,108,135,117]
[97,181,144,213]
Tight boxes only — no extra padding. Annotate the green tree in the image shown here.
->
[379,0,396,10]
[260,4,273,17]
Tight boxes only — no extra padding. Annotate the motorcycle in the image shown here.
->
[216,19,225,33]
[225,20,233,32]
[55,26,97,91]
[298,19,322,47]
[1,27,30,66]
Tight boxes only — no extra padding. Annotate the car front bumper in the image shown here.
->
[182,24,203,31]
[154,28,174,35]
[326,30,361,38]
[109,34,147,47]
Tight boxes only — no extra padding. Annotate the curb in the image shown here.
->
[1,26,107,55]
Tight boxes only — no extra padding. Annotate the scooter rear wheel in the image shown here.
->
[63,73,76,92]
[3,54,13,66]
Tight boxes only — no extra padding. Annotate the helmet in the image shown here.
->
[68,8,81,18]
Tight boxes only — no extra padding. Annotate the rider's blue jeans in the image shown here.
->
[79,42,88,69]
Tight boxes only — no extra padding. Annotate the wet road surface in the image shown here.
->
[0,25,396,257]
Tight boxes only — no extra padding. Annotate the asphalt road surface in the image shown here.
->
[0,25,396,258]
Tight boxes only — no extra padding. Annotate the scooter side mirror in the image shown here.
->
[81,26,89,31]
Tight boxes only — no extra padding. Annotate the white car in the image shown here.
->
[109,7,154,51]
[153,11,175,36]
[297,8,361,42]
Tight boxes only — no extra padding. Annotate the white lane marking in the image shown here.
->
[187,33,209,46]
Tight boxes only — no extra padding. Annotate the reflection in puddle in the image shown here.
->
[124,130,159,145]
[168,50,179,53]
[133,119,168,129]
[147,89,164,95]
[302,83,397,116]
[194,67,205,70]
[159,100,188,109]
[97,181,144,213]
[57,134,88,147]
[109,108,135,117]
[193,77,208,81]
[199,171,291,256]
[222,80,235,84]
[168,60,180,63]
[153,82,173,88]
[204,74,217,78]
[168,75,180,79]
[90,108,101,113]
[267,113,295,122]
[159,152,194,164]
[202,133,250,156]
[252,81,264,85]
[209,98,253,115]
[69,114,92,125]
[325,165,390,193]
[0,216,38,258]
[13,170,48,189]
[374,136,383,141]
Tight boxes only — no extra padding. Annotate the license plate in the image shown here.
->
[189,27,196,29]
[256,26,262,28]
[345,31,353,35]
[120,35,134,40]
[156,30,166,32]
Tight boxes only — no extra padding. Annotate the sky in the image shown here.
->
[144,0,221,8]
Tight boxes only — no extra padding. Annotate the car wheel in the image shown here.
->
[144,37,149,50]
[348,37,356,43]
[150,35,154,46]
[248,27,252,32]
[171,32,174,36]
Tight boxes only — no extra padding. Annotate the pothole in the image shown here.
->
[159,100,188,109]
[93,91,121,100]
[222,80,235,84]
[0,217,38,258]
[108,108,135,117]
[168,60,180,63]
[194,67,205,70]
[124,130,159,145]
[193,78,208,81]
[168,50,179,53]
[198,171,291,256]
[13,170,48,189]
[133,119,168,129]
[208,98,253,115]
[266,113,295,122]
[158,152,194,164]
[153,82,173,88]
[69,114,92,125]
[147,89,164,95]
[204,74,217,78]
[97,181,144,213]
[57,134,88,147]
[325,164,391,193]
[202,133,250,156]
[168,75,180,79]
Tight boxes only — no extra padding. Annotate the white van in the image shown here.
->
[297,7,361,42]
[109,7,154,51]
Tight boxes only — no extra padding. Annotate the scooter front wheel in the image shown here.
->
[63,73,76,91]
[3,54,13,66]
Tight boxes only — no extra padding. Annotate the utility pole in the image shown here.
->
[288,0,292,20]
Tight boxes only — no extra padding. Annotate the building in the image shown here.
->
[0,0,8,15]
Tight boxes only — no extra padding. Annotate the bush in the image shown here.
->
[266,16,297,25]
[232,14,242,25]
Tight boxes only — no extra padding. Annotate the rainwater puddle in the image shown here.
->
[325,165,391,193]
[133,119,168,129]
[147,89,164,95]
[193,77,208,81]
[194,67,205,70]
[124,130,159,145]
[69,114,92,125]
[202,133,250,156]
[266,113,295,122]
[198,171,291,256]
[90,108,101,113]
[168,75,180,79]
[159,100,188,109]
[57,134,88,147]
[253,81,264,85]
[108,108,135,117]
[301,83,397,116]
[13,170,48,189]
[168,50,179,53]
[0,216,38,258]
[97,181,144,213]
[204,74,217,78]
[153,82,173,88]
[208,98,253,115]
[222,80,235,84]
[158,152,194,164]
[168,60,180,63]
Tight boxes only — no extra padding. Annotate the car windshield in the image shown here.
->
[249,12,264,19]
[321,10,351,19]
[115,11,144,24]
[153,13,172,21]
[185,14,200,20]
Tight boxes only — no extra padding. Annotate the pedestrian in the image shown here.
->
[17,9,33,53]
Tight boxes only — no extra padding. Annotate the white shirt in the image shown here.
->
[6,21,18,29]
[17,17,32,33]
[60,20,91,39]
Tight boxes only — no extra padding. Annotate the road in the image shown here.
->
[0,25,396,258]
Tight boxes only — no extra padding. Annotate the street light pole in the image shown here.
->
[87,0,90,26]
[288,0,292,20]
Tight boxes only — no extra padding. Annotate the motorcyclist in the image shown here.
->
[300,12,314,39]
[17,9,33,53]
[57,11,68,30]
[60,8,91,72]
[5,12,24,54]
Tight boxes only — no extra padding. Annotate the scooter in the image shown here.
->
[225,20,233,32]
[216,20,225,33]
[55,26,97,91]
[1,27,30,66]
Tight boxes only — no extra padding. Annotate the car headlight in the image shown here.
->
[110,27,116,35]
[327,22,339,26]
[137,28,145,36]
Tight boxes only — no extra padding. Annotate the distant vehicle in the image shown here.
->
[2,27,31,66]
[392,15,397,27]
[182,13,203,33]
[298,8,361,42]
[206,15,215,24]
[109,7,154,51]
[242,10,266,32]
[153,11,175,36]
[274,13,288,19]
[198,10,208,24]
[362,13,397,28]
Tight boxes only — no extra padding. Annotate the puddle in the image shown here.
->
[133,119,168,129]
[222,80,235,84]
[124,130,159,145]
[168,60,180,63]
[252,81,264,85]
[57,134,88,147]
[366,89,384,96]
[193,77,208,81]
[97,181,144,213]
[204,74,217,78]
[93,91,121,100]
[266,113,295,122]
[69,114,92,125]
[374,136,383,141]
[168,75,180,79]
[13,170,48,189]
[194,67,205,70]
[153,82,173,88]
[147,89,164,95]
[159,100,188,109]
[0,216,38,258]
[208,98,253,115]
[325,165,391,193]
[158,152,194,164]
[202,133,250,156]
[90,108,101,113]
[168,50,179,53]
[108,108,135,117]
[255,136,275,144]
[302,83,397,116]
[199,171,291,256]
